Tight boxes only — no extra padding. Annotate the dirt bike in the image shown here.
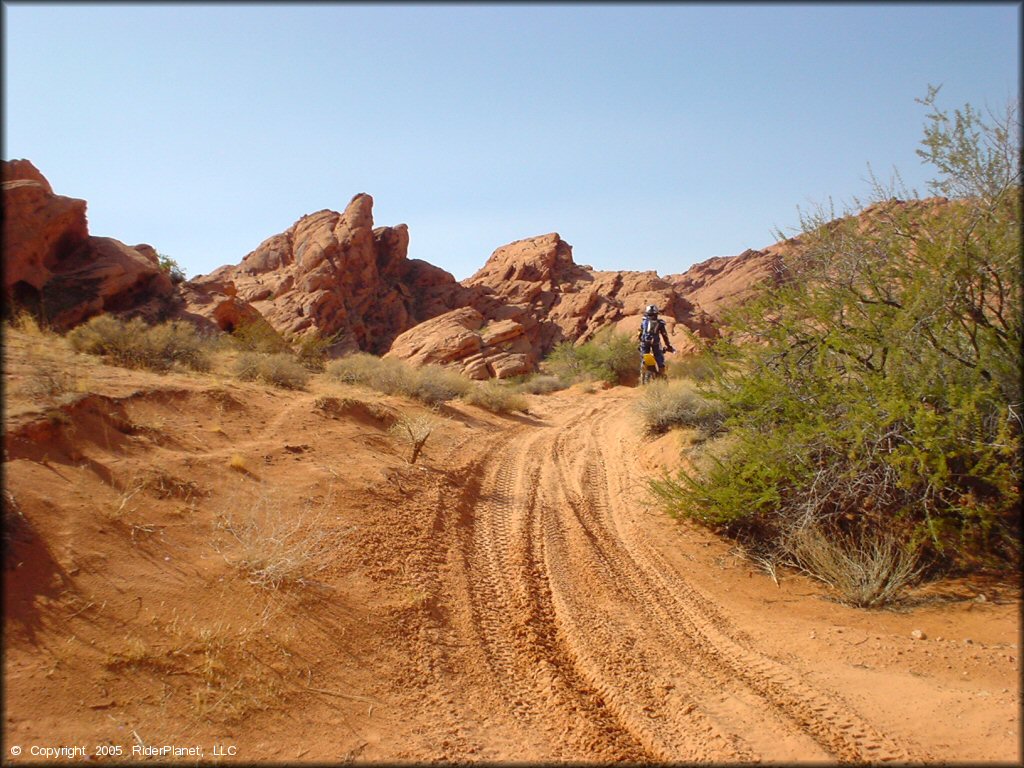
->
[639,349,663,385]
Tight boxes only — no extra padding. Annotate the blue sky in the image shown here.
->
[4,3,1019,281]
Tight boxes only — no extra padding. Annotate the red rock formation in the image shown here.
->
[2,160,176,328]
[387,232,719,378]
[667,245,791,322]
[188,194,467,354]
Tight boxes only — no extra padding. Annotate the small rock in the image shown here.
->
[964,638,974,645]
[911,629,927,640]
[976,593,988,603]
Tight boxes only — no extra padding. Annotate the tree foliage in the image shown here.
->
[655,88,1021,580]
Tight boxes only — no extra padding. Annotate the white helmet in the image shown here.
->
[644,304,659,315]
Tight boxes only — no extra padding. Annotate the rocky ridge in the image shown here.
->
[2,160,178,329]
[3,159,792,377]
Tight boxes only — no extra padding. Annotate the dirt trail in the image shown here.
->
[390,389,929,763]
[4,336,1019,764]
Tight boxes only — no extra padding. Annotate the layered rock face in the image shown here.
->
[5,158,802,379]
[188,194,467,354]
[386,233,719,378]
[2,160,176,329]
[667,245,791,321]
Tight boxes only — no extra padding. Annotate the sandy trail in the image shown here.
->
[389,389,925,763]
[4,338,1017,763]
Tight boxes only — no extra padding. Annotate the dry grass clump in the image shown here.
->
[782,523,927,608]
[513,374,567,395]
[67,314,212,372]
[326,353,469,405]
[233,351,310,390]
[461,380,529,414]
[22,359,75,402]
[634,379,725,435]
[389,412,440,464]
[215,486,345,590]
[104,618,285,722]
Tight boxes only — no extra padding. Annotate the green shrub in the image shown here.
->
[233,352,310,390]
[290,331,342,372]
[67,315,211,372]
[230,317,290,354]
[634,379,725,435]
[652,89,1021,592]
[543,330,636,385]
[462,380,529,414]
[157,253,186,284]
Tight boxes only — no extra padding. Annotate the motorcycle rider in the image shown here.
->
[638,304,675,374]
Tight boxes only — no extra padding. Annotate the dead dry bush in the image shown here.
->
[21,359,76,402]
[104,617,285,722]
[782,523,927,608]
[214,485,347,589]
[389,412,441,464]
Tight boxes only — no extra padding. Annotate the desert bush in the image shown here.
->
[634,379,725,435]
[233,352,310,390]
[67,315,212,372]
[512,374,567,395]
[652,89,1021,593]
[666,352,719,382]
[290,331,342,372]
[461,380,529,414]
[325,353,469,405]
[544,330,636,385]
[389,412,440,464]
[229,317,290,354]
[410,364,472,404]
[783,523,927,608]
[215,486,344,590]
[157,253,186,283]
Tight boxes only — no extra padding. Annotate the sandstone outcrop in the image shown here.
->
[187,194,468,353]
[2,160,177,329]
[386,232,719,378]
[667,244,791,321]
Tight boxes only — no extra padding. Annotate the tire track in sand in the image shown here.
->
[453,390,921,763]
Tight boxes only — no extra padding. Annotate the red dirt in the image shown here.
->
[3,331,1020,763]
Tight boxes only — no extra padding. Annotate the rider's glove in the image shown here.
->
[666,345,675,353]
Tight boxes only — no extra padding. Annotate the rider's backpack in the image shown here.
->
[639,316,659,353]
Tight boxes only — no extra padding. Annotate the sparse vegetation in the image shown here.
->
[291,330,342,372]
[511,373,567,395]
[389,412,440,464]
[650,89,1021,604]
[215,485,345,590]
[462,380,530,414]
[634,379,724,435]
[783,523,927,608]
[543,329,636,385]
[229,317,290,354]
[326,353,469,405]
[157,253,186,283]
[233,351,310,389]
[67,315,212,372]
